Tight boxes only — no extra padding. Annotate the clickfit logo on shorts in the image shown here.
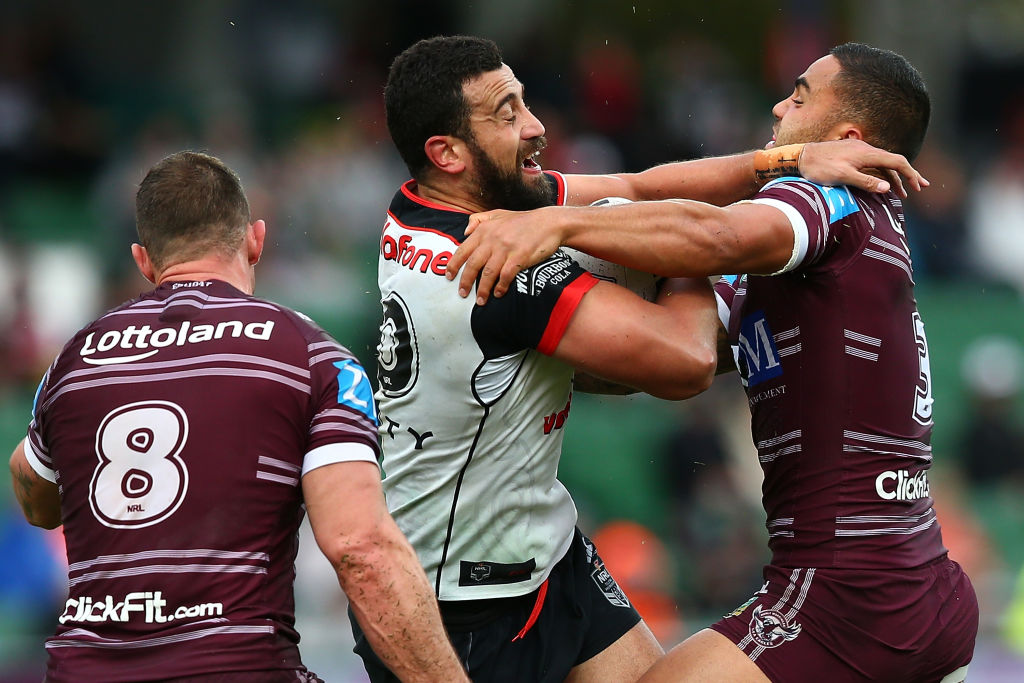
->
[79,320,275,365]
[875,469,930,501]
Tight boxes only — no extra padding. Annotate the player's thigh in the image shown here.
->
[565,620,663,683]
[638,628,770,683]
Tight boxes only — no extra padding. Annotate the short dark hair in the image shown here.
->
[385,35,503,178]
[135,151,251,270]
[829,43,931,162]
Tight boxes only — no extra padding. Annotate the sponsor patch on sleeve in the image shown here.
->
[333,360,378,424]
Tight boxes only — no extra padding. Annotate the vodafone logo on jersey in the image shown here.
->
[380,229,453,277]
[79,320,275,365]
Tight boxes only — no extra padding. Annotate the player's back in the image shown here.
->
[717,180,946,570]
[28,280,347,682]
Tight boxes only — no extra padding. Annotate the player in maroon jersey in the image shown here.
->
[7,151,467,683]
[447,44,978,682]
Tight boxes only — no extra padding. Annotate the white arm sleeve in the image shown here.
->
[752,197,809,275]
[23,439,57,483]
[302,442,379,477]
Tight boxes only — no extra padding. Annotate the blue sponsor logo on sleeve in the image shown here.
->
[333,360,378,425]
[31,374,46,419]
[817,184,859,222]
[763,177,860,222]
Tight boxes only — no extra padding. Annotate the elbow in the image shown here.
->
[30,515,62,531]
[324,521,413,589]
[650,348,717,401]
[19,502,62,530]
[677,352,717,399]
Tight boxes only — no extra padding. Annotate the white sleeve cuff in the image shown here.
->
[752,197,808,275]
[24,439,56,483]
[302,442,379,477]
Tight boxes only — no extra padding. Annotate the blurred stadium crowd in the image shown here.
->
[2,0,1024,680]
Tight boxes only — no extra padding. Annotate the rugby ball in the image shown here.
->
[561,197,661,301]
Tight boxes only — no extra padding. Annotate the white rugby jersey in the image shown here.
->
[376,174,599,600]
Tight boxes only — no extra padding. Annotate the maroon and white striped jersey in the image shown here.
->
[23,279,379,682]
[715,178,946,570]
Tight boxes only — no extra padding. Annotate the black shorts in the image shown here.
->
[350,528,642,683]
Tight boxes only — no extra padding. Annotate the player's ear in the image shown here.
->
[247,219,266,265]
[833,122,864,142]
[424,135,467,175]
[131,243,157,284]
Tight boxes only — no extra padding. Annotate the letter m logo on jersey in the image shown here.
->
[736,311,783,388]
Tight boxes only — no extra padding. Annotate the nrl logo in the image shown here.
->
[748,605,801,648]
[469,564,491,582]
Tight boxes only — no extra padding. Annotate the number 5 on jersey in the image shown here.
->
[90,401,190,529]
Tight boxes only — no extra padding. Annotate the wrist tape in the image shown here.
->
[753,143,804,183]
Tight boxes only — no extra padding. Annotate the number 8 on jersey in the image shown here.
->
[89,401,190,529]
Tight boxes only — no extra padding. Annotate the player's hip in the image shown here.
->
[710,558,978,681]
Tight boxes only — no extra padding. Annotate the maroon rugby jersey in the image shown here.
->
[715,178,946,570]
[24,280,379,682]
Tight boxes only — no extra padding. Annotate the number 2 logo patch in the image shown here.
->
[334,360,378,425]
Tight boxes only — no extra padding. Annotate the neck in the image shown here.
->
[155,257,254,294]
[414,177,490,214]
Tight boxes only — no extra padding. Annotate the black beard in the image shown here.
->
[468,138,555,211]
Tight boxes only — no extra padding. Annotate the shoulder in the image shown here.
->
[756,176,862,225]
[252,297,352,354]
[387,182,472,242]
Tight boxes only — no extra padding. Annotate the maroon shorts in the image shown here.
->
[711,556,977,682]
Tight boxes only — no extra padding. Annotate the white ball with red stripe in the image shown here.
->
[561,196,661,301]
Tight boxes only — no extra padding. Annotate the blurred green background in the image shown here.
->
[2,0,1024,680]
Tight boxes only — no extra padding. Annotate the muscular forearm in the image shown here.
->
[614,152,762,206]
[556,201,731,277]
[559,199,791,278]
[339,527,467,682]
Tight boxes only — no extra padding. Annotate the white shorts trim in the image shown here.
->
[939,664,969,683]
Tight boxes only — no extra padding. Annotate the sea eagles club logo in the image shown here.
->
[748,605,802,648]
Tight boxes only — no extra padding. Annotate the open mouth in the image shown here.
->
[521,150,542,171]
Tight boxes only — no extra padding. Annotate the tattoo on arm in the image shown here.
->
[11,449,60,528]
[13,466,42,525]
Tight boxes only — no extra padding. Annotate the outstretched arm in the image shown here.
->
[448,199,793,305]
[303,461,468,683]
[562,139,926,206]
[9,439,61,529]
